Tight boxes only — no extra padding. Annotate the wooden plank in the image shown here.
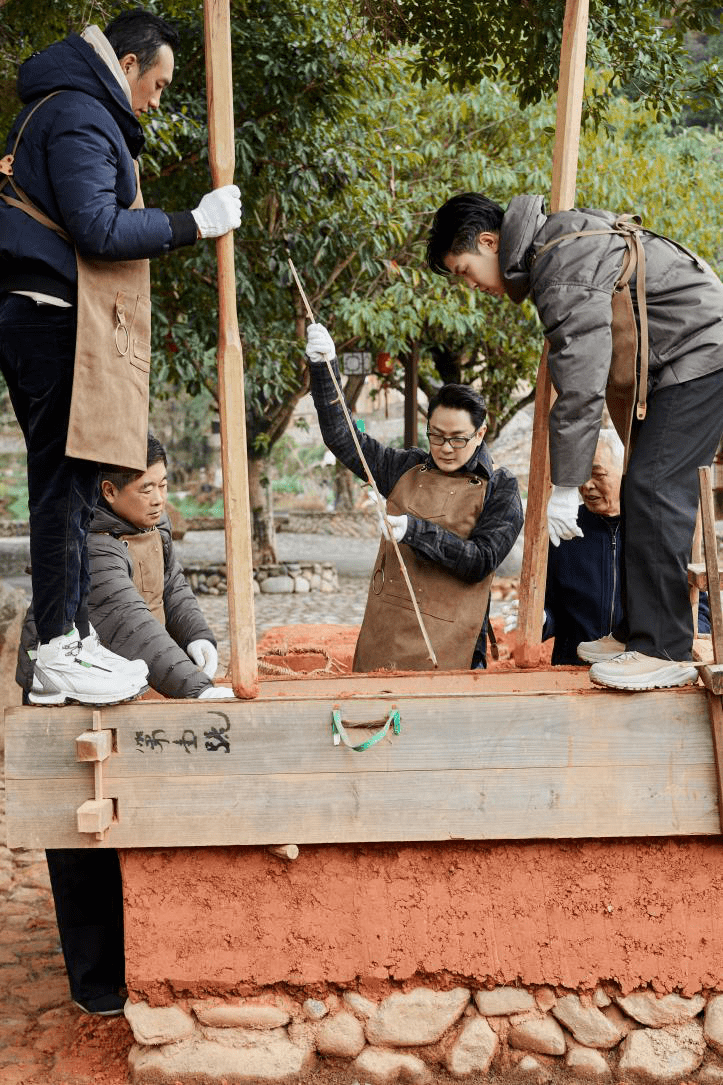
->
[515,0,589,666]
[4,687,711,781]
[700,465,723,662]
[204,0,258,698]
[7,762,718,850]
[707,691,723,832]
[5,685,716,848]
[690,506,703,631]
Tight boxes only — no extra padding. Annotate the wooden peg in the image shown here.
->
[267,844,299,861]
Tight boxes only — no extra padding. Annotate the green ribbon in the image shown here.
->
[331,706,401,752]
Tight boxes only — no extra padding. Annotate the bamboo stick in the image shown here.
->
[204,0,258,697]
[288,259,438,668]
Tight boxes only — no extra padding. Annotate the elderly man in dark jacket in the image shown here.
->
[0,10,241,707]
[16,434,232,1018]
[540,430,711,666]
[428,193,723,691]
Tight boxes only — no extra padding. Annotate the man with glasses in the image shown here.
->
[305,323,523,671]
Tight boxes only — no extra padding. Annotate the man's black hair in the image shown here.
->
[104,9,180,74]
[100,432,168,492]
[426,193,505,276]
[427,384,487,430]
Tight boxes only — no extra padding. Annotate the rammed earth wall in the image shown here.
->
[121,838,723,1083]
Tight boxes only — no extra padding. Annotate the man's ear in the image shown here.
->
[101,480,118,505]
[477,424,488,440]
[476,231,500,253]
[119,53,138,76]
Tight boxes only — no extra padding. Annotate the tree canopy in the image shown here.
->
[357,0,723,126]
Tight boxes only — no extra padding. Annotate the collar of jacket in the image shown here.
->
[499,194,547,304]
[422,439,493,480]
[90,499,170,539]
[17,33,144,158]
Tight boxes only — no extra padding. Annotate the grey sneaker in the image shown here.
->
[29,629,147,706]
[589,651,699,691]
[577,634,626,663]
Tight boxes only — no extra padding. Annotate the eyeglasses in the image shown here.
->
[426,428,479,450]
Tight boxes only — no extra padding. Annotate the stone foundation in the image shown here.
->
[125,982,723,1083]
[121,837,723,1083]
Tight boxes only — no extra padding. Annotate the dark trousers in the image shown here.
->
[613,367,723,660]
[45,848,125,1003]
[0,293,98,642]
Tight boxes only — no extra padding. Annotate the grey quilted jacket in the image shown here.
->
[499,195,723,486]
[16,503,215,697]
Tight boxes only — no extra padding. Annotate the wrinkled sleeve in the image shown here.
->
[88,536,212,698]
[309,357,423,495]
[402,467,523,582]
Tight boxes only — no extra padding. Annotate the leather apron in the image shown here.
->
[533,216,648,469]
[121,529,166,624]
[353,464,492,673]
[0,92,151,472]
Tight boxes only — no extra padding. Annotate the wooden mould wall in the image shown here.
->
[4,671,719,849]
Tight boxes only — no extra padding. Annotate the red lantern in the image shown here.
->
[376,351,395,376]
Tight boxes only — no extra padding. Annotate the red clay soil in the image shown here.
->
[255,619,555,676]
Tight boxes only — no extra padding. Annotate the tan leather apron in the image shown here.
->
[122,529,165,624]
[353,464,493,673]
[0,93,151,472]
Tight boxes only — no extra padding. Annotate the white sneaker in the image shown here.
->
[29,629,147,706]
[577,634,626,663]
[82,625,148,681]
[589,650,699,691]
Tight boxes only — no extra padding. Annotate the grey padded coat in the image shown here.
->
[499,195,723,486]
[16,502,215,698]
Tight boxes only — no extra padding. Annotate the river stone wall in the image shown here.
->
[184,561,340,596]
[125,983,723,1083]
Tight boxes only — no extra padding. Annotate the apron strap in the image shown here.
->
[532,214,649,421]
[0,91,73,243]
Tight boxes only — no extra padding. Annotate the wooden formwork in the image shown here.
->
[5,671,720,850]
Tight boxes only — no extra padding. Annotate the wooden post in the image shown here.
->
[513,0,590,667]
[204,0,258,698]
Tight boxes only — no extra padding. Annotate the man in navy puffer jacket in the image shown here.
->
[0,10,241,708]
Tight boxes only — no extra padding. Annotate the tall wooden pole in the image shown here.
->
[204,0,258,697]
[513,0,589,667]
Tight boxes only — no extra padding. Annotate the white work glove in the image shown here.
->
[187,639,218,678]
[367,490,408,543]
[197,685,234,700]
[191,185,242,238]
[502,600,518,634]
[305,322,336,364]
[547,484,583,547]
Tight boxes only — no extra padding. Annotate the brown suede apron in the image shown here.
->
[122,529,165,624]
[0,92,151,472]
[353,464,492,673]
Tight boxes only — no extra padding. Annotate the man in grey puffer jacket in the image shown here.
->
[18,433,231,700]
[16,434,231,1016]
[427,193,723,691]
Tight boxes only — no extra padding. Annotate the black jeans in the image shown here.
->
[614,367,723,660]
[0,294,98,641]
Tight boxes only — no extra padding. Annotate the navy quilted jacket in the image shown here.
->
[0,33,196,299]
